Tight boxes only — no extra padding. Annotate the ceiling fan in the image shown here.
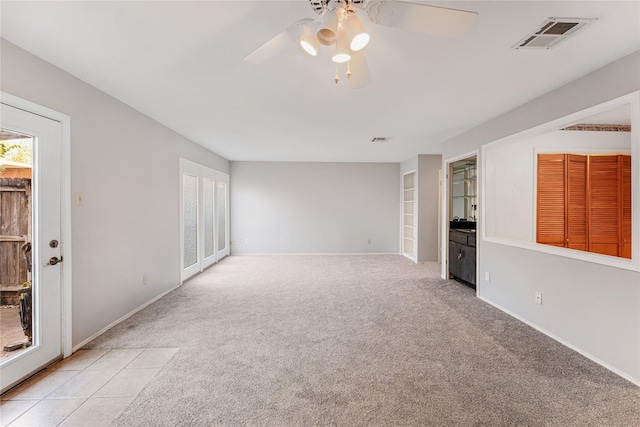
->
[244,0,479,89]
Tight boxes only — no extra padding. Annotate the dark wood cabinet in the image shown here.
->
[449,229,476,287]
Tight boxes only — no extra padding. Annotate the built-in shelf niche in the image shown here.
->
[403,171,416,260]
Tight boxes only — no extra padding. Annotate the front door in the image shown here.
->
[1,103,63,393]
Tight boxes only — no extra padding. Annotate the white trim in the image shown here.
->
[480,91,640,272]
[232,252,401,256]
[0,92,73,358]
[478,296,640,387]
[72,283,182,352]
[60,115,72,358]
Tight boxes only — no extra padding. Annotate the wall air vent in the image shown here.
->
[513,17,595,50]
[371,137,391,142]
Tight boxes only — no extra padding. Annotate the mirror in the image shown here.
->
[450,158,477,223]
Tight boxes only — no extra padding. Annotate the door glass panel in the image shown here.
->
[0,130,34,361]
[203,178,214,258]
[183,174,198,268]
[217,182,227,251]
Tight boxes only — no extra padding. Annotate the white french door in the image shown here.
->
[180,159,229,282]
[1,103,64,393]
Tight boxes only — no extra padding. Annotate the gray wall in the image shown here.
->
[1,39,230,347]
[441,51,640,384]
[230,162,400,254]
[417,155,441,262]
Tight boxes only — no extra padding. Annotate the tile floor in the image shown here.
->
[1,348,178,426]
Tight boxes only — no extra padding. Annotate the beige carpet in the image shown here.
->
[84,255,640,426]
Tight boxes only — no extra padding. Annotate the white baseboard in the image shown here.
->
[230,252,401,256]
[478,296,640,387]
[72,283,182,353]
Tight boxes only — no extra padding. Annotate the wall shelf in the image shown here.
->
[402,171,417,261]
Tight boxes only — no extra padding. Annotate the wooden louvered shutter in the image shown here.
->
[620,155,631,259]
[566,154,587,251]
[537,154,566,247]
[588,155,620,257]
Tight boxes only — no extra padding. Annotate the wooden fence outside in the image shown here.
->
[0,177,31,297]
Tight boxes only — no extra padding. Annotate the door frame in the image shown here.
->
[1,92,73,359]
[442,150,479,294]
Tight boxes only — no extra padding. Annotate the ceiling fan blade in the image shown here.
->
[348,50,372,89]
[367,1,478,39]
[244,18,314,64]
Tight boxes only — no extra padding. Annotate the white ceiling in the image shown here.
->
[1,1,638,162]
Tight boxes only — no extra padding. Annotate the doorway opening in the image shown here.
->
[0,96,71,394]
[444,153,478,290]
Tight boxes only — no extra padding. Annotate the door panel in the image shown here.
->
[202,176,216,269]
[216,181,229,259]
[181,171,200,281]
[1,103,62,393]
[589,156,620,256]
[567,155,587,251]
[537,154,566,247]
[620,155,631,259]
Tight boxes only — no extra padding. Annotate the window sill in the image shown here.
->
[482,236,639,272]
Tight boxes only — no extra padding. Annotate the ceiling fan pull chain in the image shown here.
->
[334,65,340,84]
[346,61,352,79]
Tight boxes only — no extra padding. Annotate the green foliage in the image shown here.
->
[0,140,32,164]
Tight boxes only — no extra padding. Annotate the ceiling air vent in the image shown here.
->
[371,137,391,142]
[513,18,595,50]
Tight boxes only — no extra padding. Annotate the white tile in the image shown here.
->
[94,368,159,397]
[86,349,143,370]
[46,370,119,399]
[58,397,131,427]
[8,398,85,426]
[0,400,38,427]
[1,370,79,400]
[126,348,178,369]
[50,349,109,371]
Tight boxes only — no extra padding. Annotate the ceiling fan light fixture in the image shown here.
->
[299,25,319,56]
[345,15,370,51]
[317,9,338,46]
[331,28,351,63]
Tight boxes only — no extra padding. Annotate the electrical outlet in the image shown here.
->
[535,292,542,304]
[143,275,148,285]
[245,238,250,245]
[485,272,491,282]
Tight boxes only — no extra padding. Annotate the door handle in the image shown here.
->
[47,256,63,266]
